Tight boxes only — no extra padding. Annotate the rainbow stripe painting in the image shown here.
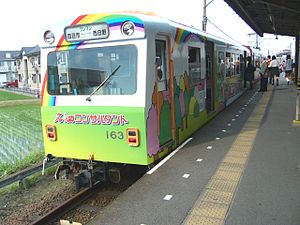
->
[41,13,145,107]
[173,27,207,52]
[56,13,145,51]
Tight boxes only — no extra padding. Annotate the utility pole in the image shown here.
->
[202,0,207,32]
[202,0,215,32]
[256,34,259,49]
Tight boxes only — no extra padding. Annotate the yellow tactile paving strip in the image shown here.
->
[184,88,272,225]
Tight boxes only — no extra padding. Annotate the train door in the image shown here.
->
[155,35,174,147]
[205,40,215,113]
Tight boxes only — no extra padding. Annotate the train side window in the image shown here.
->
[225,52,233,77]
[240,54,244,76]
[188,46,202,86]
[155,39,167,91]
[232,54,237,75]
[218,51,225,78]
[236,55,240,75]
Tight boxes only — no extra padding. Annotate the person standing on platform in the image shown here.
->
[259,57,268,92]
[267,55,271,64]
[266,55,272,84]
[268,55,280,86]
[246,56,256,90]
[285,55,292,85]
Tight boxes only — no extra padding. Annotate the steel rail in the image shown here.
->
[0,159,59,189]
[30,181,104,225]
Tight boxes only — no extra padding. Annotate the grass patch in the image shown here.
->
[0,93,45,192]
[0,161,56,194]
[0,90,33,101]
[0,150,44,179]
[0,103,43,164]
[0,103,41,125]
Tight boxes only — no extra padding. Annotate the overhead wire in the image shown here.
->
[206,17,243,45]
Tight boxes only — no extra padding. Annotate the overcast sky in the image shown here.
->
[0,0,294,55]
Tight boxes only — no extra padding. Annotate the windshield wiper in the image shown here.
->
[86,65,121,101]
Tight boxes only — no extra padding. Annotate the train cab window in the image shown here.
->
[188,46,202,85]
[47,45,137,96]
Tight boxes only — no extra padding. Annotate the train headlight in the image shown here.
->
[126,128,140,147]
[121,21,135,36]
[44,30,55,45]
[46,125,57,141]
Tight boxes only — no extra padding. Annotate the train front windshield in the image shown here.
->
[47,45,137,95]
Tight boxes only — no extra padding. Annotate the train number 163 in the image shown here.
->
[106,131,124,140]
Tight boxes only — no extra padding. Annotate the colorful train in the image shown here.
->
[40,12,260,189]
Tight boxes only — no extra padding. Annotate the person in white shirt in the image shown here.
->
[268,55,280,86]
[285,55,292,85]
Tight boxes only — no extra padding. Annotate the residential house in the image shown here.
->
[16,45,41,89]
[0,51,19,84]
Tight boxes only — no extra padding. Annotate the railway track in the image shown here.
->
[0,159,59,189]
[29,164,147,225]
[30,181,104,225]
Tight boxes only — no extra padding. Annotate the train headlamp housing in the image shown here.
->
[121,21,135,36]
[44,30,55,45]
[46,124,57,141]
[126,128,140,147]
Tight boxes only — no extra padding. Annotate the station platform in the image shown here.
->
[88,80,300,225]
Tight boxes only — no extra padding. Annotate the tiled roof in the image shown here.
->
[0,51,20,60]
[0,45,40,60]
[25,45,40,56]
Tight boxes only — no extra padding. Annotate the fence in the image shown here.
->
[4,87,40,98]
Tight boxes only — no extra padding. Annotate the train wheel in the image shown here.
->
[108,168,121,183]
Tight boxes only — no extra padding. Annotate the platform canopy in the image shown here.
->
[224,0,300,37]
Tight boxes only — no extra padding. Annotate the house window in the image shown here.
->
[32,74,37,83]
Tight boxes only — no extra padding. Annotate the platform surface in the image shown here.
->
[88,81,300,225]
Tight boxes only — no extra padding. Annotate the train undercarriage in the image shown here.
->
[44,155,123,191]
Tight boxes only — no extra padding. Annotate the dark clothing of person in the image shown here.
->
[246,62,256,89]
[269,57,280,86]
[259,75,268,91]
[269,72,274,85]
[269,67,279,78]
[259,60,268,92]
[269,67,280,85]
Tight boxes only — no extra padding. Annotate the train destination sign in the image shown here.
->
[65,23,109,42]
